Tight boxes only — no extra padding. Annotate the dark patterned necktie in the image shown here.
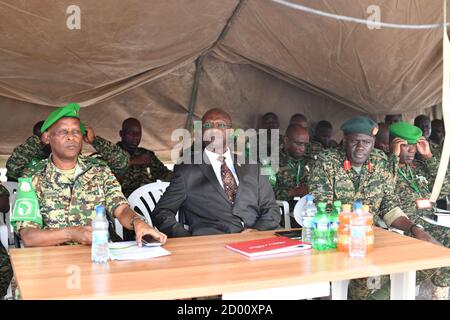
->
[218,155,238,204]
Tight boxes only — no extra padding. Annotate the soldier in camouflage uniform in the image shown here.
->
[389,122,449,299]
[6,122,129,182]
[114,118,172,199]
[0,184,13,299]
[274,125,312,220]
[308,116,439,300]
[308,120,334,160]
[12,103,166,248]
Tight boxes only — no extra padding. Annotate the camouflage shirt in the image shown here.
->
[273,149,313,202]
[115,142,173,198]
[6,135,50,181]
[6,135,129,181]
[13,155,128,234]
[308,147,405,226]
[307,140,325,161]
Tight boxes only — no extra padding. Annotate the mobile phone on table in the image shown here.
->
[274,230,302,240]
[141,234,162,247]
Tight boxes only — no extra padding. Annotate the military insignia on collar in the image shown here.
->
[371,126,379,136]
[343,160,351,171]
[368,161,374,173]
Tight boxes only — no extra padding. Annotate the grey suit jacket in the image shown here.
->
[152,159,281,237]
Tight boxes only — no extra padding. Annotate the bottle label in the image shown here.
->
[316,222,329,231]
[350,226,365,238]
[92,231,108,244]
[330,221,339,230]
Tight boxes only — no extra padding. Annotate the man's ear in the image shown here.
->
[41,131,50,145]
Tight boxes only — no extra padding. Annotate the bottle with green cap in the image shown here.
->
[329,201,341,249]
[312,202,330,251]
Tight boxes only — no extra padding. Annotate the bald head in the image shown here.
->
[313,120,333,147]
[430,119,445,145]
[260,112,279,130]
[120,117,142,153]
[202,108,232,126]
[375,122,390,154]
[385,114,402,127]
[289,113,308,128]
[201,108,233,152]
[284,124,309,159]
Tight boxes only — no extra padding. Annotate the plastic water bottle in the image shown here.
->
[91,205,109,263]
[329,201,341,249]
[363,205,374,252]
[349,202,366,258]
[302,194,317,243]
[312,202,329,251]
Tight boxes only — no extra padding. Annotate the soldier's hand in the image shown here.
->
[83,125,96,145]
[412,228,442,246]
[416,137,432,159]
[129,153,152,166]
[134,219,167,247]
[68,226,92,245]
[390,137,407,157]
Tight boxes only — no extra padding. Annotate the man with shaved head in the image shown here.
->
[273,124,312,225]
[385,114,402,127]
[289,113,308,128]
[115,117,173,198]
[152,108,280,237]
[374,123,390,154]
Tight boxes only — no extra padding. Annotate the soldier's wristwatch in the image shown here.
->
[131,214,148,230]
[409,224,424,234]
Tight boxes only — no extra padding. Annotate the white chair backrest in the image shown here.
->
[127,181,171,226]
[3,182,18,245]
[0,168,7,183]
[276,200,290,229]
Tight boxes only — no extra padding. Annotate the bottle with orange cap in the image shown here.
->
[337,204,352,252]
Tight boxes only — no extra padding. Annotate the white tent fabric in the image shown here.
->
[0,0,448,161]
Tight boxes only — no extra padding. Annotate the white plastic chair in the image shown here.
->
[276,200,290,229]
[3,182,18,245]
[115,181,170,238]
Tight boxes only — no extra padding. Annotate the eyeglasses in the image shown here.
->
[52,129,82,138]
[202,122,231,130]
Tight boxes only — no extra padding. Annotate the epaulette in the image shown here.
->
[85,156,108,167]
[24,158,48,177]
[370,148,388,161]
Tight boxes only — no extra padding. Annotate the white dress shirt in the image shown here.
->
[204,148,239,189]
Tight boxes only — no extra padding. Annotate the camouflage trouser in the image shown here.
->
[0,242,13,298]
[348,221,449,300]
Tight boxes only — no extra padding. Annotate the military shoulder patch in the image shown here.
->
[86,156,108,167]
[24,158,48,177]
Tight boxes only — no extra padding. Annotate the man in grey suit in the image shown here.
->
[152,108,281,237]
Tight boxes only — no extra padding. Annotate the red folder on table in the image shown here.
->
[225,236,311,258]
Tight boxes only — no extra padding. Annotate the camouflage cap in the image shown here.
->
[40,102,86,134]
[389,121,422,144]
[340,116,378,136]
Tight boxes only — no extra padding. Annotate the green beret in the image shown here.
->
[340,116,378,136]
[389,121,422,144]
[40,102,86,134]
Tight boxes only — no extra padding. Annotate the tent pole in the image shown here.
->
[185,55,205,130]
[430,0,450,201]
[184,0,246,130]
